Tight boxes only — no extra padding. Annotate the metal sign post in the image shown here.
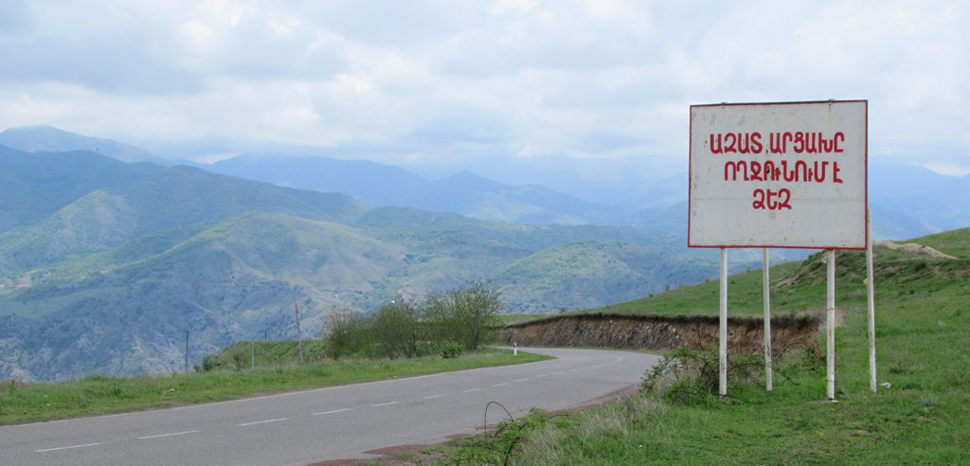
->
[719,248,728,397]
[867,206,878,393]
[826,250,837,401]
[763,248,773,391]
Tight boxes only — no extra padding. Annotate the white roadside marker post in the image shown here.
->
[719,247,728,397]
[826,249,837,401]
[763,248,773,391]
[867,206,878,393]
[514,343,518,357]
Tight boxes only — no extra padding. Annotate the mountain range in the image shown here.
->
[0,143,718,380]
[3,126,964,238]
[208,154,628,225]
[0,125,168,165]
[207,152,963,241]
[1,125,967,380]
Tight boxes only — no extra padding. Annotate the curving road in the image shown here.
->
[0,348,659,466]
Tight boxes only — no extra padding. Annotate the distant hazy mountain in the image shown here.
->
[209,154,627,225]
[0,147,719,380]
[613,172,686,213]
[400,171,627,225]
[869,204,938,240]
[0,125,168,165]
[870,163,970,231]
[208,153,427,206]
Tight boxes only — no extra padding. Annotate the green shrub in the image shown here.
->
[424,281,503,351]
[370,299,422,358]
[439,341,464,359]
[323,282,505,359]
[324,309,370,359]
[200,354,220,372]
[641,347,765,405]
[232,352,247,371]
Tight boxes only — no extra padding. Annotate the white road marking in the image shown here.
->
[239,417,288,426]
[461,388,483,393]
[536,374,550,378]
[515,378,529,382]
[138,430,199,440]
[313,408,352,416]
[36,443,101,453]
[371,401,399,407]
[492,382,508,387]
[422,394,445,400]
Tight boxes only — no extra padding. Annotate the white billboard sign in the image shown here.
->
[688,100,868,249]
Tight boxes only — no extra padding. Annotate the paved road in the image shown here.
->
[0,348,659,466]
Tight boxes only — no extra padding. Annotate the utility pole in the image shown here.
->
[294,303,305,364]
[184,330,189,372]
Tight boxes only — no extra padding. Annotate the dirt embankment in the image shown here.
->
[500,313,821,354]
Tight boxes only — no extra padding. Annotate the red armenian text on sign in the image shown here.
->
[688,101,867,249]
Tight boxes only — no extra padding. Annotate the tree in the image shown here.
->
[323,309,368,359]
[427,281,504,351]
[370,299,422,358]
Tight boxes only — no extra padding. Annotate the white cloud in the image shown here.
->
[0,0,966,171]
[922,162,970,177]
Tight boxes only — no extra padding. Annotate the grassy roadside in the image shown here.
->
[422,229,970,465]
[0,348,551,426]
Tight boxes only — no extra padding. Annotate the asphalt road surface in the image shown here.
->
[0,347,659,466]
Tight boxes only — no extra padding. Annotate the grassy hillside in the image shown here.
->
[439,228,970,465]
[590,232,967,319]
[496,240,715,313]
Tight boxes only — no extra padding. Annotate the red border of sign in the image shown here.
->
[687,99,868,250]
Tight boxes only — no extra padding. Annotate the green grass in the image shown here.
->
[432,228,970,465]
[589,231,970,318]
[0,348,551,426]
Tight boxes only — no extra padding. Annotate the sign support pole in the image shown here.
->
[719,247,728,397]
[826,249,836,401]
[867,206,878,393]
[763,248,773,391]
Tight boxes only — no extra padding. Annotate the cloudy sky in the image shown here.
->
[1,0,968,182]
